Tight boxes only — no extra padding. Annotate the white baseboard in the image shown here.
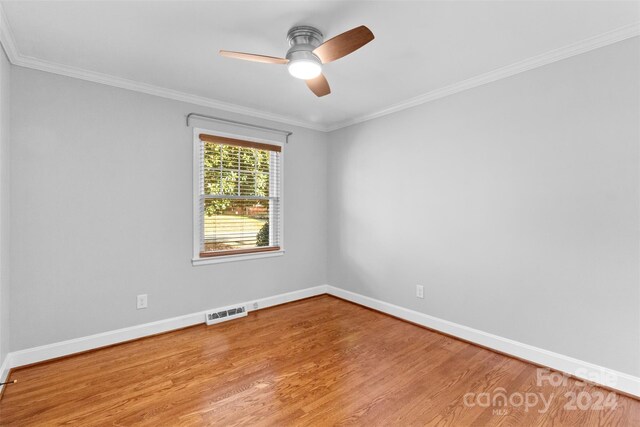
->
[4,284,638,399]
[325,285,640,398]
[0,353,10,394]
[7,285,328,369]
[250,285,328,312]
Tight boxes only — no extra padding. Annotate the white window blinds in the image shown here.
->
[197,133,282,257]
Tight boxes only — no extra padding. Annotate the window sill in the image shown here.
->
[192,249,285,266]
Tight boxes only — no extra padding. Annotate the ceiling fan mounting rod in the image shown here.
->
[286,26,323,49]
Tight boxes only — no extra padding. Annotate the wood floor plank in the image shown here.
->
[0,295,637,426]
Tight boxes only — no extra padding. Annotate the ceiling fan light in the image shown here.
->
[287,60,322,80]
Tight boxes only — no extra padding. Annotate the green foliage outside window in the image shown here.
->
[256,222,269,247]
[203,144,271,216]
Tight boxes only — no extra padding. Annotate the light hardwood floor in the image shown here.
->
[0,295,638,425]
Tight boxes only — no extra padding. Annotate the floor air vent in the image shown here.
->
[205,305,247,326]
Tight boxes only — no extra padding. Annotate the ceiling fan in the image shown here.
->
[219,25,374,97]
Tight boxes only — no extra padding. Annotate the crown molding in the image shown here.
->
[325,22,640,132]
[0,2,637,134]
[0,2,18,63]
[11,54,329,131]
[0,3,327,132]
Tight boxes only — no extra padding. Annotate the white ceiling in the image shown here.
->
[1,1,639,129]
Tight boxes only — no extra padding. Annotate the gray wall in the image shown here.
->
[10,68,328,350]
[327,38,640,376]
[0,47,10,366]
[6,37,639,380]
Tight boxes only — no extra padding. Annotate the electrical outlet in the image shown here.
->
[416,285,424,299]
[137,294,148,309]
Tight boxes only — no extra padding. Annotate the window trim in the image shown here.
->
[199,246,281,258]
[192,127,285,266]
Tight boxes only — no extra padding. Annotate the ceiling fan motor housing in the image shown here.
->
[286,26,323,64]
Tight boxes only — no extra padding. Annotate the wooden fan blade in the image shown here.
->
[219,50,288,64]
[313,25,374,64]
[306,74,331,97]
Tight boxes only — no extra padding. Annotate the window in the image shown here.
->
[193,131,283,264]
